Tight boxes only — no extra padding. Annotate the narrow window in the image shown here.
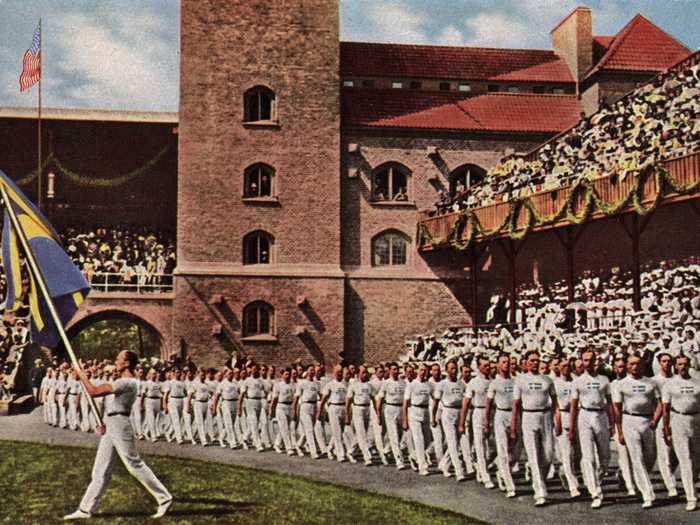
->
[458,83,471,92]
[243,302,273,336]
[372,163,410,201]
[244,86,275,122]
[439,82,451,91]
[372,231,409,267]
[243,231,273,265]
[244,164,274,198]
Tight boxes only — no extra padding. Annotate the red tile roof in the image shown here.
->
[341,89,582,133]
[340,42,575,83]
[587,14,690,78]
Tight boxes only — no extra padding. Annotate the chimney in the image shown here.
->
[551,6,593,83]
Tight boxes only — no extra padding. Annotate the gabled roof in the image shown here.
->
[586,14,690,78]
[341,89,582,134]
[340,42,576,83]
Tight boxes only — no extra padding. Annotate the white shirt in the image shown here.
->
[295,379,321,403]
[612,376,659,415]
[434,378,465,409]
[323,379,348,405]
[571,372,610,410]
[347,380,373,406]
[661,375,700,414]
[216,379,240,401]
[105,377,139,414]
[465,374,491,408]
[272,381,296,404]
[513,373,555,411]
[378,378,406,405]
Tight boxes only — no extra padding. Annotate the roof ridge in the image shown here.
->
[340,41,555,54]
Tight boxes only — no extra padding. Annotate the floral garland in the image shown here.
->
[418,161,699,251]
[14,145,171,189]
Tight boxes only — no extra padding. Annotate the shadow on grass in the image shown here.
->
[95,498,256,519]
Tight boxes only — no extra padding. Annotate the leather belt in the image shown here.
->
[471,405,486,409]
[302,400,317,404]
[246,396,263,400]
[496,407,512,411]
[223,398,238,401]
[443,405,462,409]
[329,402,345,406]
[582,406,605,412]
[169,396,185,399]
[194,399,209,403]
[147,396,162,399]
[385,402,403,406]
[278,401,292,405]
[353,403,370,407]
[68,393,79,396]
[623,411,652,418]
[522,408,548,412]
[671,408,699,415]
[107,411,130,417]
[411,404,428,408]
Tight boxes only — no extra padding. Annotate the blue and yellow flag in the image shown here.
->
[0,168,90,348]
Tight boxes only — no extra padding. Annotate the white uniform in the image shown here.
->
[612,375,660,504]
[652,373,677,494]
[295,378,321,457]
[378,378,407,469]
[259,377,273,448]
[182,377,195,443]
[205,379,220,442]
[513,372,556,501]
[323,379,348,462]
[142,380,163,442]
[369,377,387,464]
[428,377,444,463]
[434,378,466,479]
[77,377,171,514]
[166,379,187,444]
[347,380,374,464]
[487,375,516,494]
[553,376,579,496]
[662,375,700,506]
[56,374,68,429]
[130,378,145,439]
[272,380,297,453]
[217,379,240,448]
[46,376,58,426]
[241,376,266,450]
[189,378,211,446]
[404,379,433,474]
[466,374,492,486]
[571,372,611,500]
[611,376,635,494]
[66,377,82,430]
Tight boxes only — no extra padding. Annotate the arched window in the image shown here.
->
[243,230,274,265]
[243,301,274,337]
[449,164,486,197]
[372,230,410,267]
[371,163,410,201]
[244,163,275,198]
[244,86,275,123]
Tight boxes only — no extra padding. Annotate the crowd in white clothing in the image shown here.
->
[38,349,700,512]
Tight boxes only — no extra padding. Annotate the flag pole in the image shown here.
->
[0,184,103,427]
[37,18,43,212]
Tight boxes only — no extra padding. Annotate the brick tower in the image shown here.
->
[175,0,344,366]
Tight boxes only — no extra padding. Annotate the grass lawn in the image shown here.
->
[0,440,486,525]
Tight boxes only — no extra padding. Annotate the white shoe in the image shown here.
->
[570,488,581,498]
[686,501,697,512]
[668,488,678,498]
[511,463,520,474]
[287,450,295,456]
[642,500,653,509]
[63,509,91,520]
[274,445,283,454]
[591,497,602,509]
[419,468,430,476]
[506,491,516,498]
[456,475,466,482]
[348,456,357,464]
[296,448,304,457]
[364,459,373,466]
[152,499,172,519]
[627,489,636,497]
[311,454,321,460]
[256,446,265,453]
[442,469,452,478]
[534,497,546,507]
[381,457,389,466]
[241,442,249,450]
[484,481,496,489]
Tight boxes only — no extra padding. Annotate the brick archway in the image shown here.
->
[65,292,173,358]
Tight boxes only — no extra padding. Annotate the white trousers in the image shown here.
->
[408,407,430,472]
[57,394,68,428]
[143,398,162,441]
[622,415,656,502]
[655,423,677,493]
[521,411,554,499]
[555,410,579,494]
[327,405,346,461]
[78,414,170,514]
[67,394,80,430]
[351,405,372,463]
[167,398,184,443]
[131,402,143,438]
[577,409,609,499]
[298,402,319,456]
[221,400,239,447]
[384,405,405,468]
[192,400,209,445]
[471,407,492,484]
[245,400,263,449]
[438,406,464,477]
[275,403,295,452]
[493,409,516,493]
[670,413,697,504]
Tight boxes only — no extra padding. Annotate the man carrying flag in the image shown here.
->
[0,169,172,520]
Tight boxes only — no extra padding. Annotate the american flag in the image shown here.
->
[19,23,41,92]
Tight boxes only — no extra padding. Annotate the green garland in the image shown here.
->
[418,161,700,251]
[13,145,171,188]
[52,145,170,188]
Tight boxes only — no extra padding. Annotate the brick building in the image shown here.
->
[175,1,695,367]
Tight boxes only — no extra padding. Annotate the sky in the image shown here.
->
[0,0,698,112]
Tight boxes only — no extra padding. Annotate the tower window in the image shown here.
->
[244,86,276,122]
[244,163,274,198]
[243,231,274,265]
[372,163,410,201]
[243,301,274,337]
[372,231,409,267]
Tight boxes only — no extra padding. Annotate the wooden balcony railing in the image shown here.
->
[417,151,700,252]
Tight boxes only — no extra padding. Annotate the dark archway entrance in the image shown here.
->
[63,311,163,362]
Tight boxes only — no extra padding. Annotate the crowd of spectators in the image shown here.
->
[0,281,32,401]
[61,225,176,292]
[403,256,700,375]
[433,56,700,214]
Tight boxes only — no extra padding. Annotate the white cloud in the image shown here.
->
[47,10,177,110]
[436,25,466,46]
[368,2,429,44]
[464,13,535,48]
